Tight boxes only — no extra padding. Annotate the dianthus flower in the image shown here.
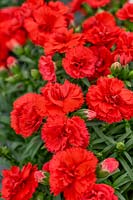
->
[11,93,46,138]
[44,28,85,55]
[39,55,56,82]
[24,4,67,46]
[113,31,133,65]
[0,6,27,68]
[116,3,133,22]
[83,11,121,49]
[82,184,118,200]
[41,115,89,153]
[86,77,133,123]
[41,80,84,116]
[89,46,112,79]
[49,147,98,200]
[62,45,96,79]
[1,163,38,200]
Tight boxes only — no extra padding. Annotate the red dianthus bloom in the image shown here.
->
[116,3,133,22]
[83,11,121,49]
[49,147,98,200]
[113,31,133,65]
[82,184,118,200]
[44,28,85,55]
[62,45,96,79]
[1,163,38,200]
[41,115,89,153]
[39,55,56,82]
[41,80,84,116]
[24,5,67,46]
[86,77,133,123]
[90,46,112,79]
[11,93,46,138]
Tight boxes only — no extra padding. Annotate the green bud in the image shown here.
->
[96,164,109,178]
[31,69,40,79]
[116,142,125,151]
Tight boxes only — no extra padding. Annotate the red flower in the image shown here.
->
[101,158,119,173]
[113,31,133,65]
[39,55,56,82]
[41,115,89,153]
[11,93,46,138]
[86,0,110,8]
[62,45,96,79]
[86,77,133,123]
[83,12,121,49]
[44,28,85,55]
[49,147,98,199]
[48,1,73,25]
[82,184,118,200]
[90,46,112,79]
[1,163,38,200]
[41,80,84,116]
[116,3,133,22]
[24,4,67,46]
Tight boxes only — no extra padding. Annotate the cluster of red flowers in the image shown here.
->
[1,0,133,199]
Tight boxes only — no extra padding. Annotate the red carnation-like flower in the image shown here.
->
[82,184,118,200]
[90,46,112,79]
[86,0,110,8]
[48,1,73,25]
[113,31,133,65]
[49,147,98,199]
[86,77,133,123]
[24,5,67,46]
[41,115,89,153]
[1,163,38,200]
[44,28,85,55]
[11,93,46,138]
[41,80,84,116]
[83,11,121,49]
[62,45,96,79]
[39,55,56,82]
[116,3,133,22]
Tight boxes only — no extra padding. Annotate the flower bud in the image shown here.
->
[6,56,17,69]
[116,142,125,151]
[34,171,46,183]
[97,158,119,178]
[73,109,97,121]
[101,158,119,173]
[31,69,40,79]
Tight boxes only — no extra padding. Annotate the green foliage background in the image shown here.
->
[0,0,133,200]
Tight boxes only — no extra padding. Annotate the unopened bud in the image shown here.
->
[34,171,46,183]
[73,109,97,121]
[7,56,17,68]
[31,69,40,79]
[116,142,125,151]
[129,70,133,79]
[97,158,119,178]
[111,62,121,70]
[101,158,119,173]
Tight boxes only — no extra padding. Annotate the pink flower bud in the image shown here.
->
[6,56,17,68]
[101,158,119,173]
[34,170,46,183]
[84,109,97,120]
